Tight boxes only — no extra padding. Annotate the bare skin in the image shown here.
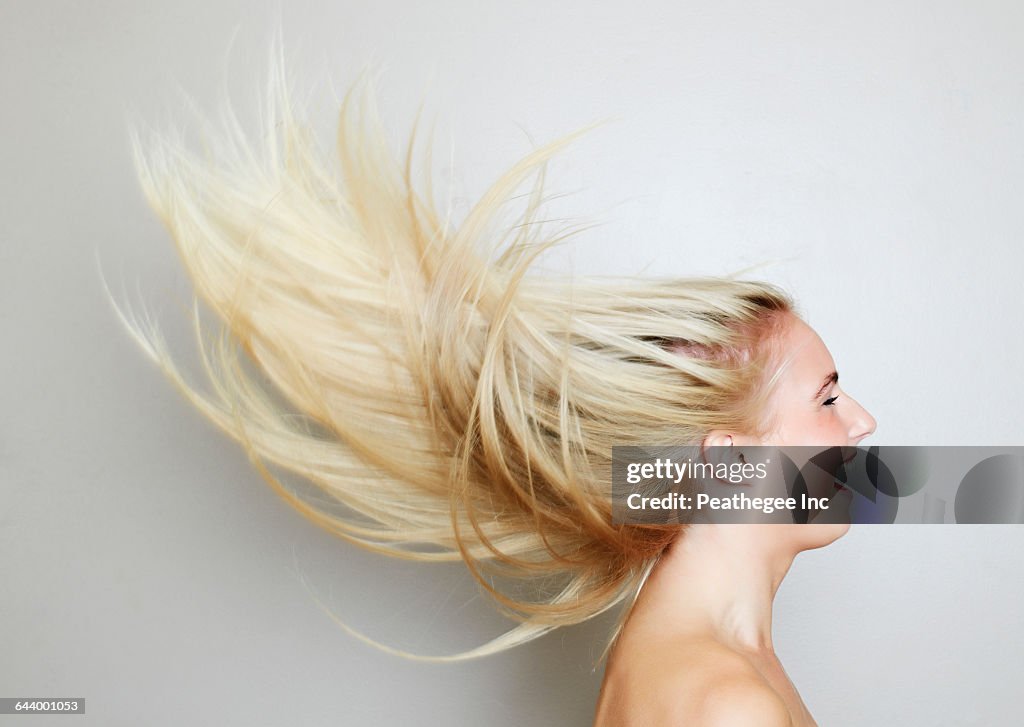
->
[595,525,816,726]
[594,315,876,726]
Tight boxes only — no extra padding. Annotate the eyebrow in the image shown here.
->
[814,371,839,400]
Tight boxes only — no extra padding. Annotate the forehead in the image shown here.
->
[773,317,836,392]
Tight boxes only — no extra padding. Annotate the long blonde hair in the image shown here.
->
[110,50,794,660]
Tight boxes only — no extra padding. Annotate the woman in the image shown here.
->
[115,58,875,725]
[595,313,876,725]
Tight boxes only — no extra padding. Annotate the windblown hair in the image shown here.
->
[114,55,794,659]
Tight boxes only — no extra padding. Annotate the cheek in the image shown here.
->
[778,414,835,446]
[821,413,851,443]
[762,403,845,447]
[796,411,848,447]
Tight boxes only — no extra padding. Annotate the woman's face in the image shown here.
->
[707,314,877,546]
[760,314,876,545]
[760,315,876,449]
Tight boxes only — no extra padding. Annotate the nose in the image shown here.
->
[846,395,877,444]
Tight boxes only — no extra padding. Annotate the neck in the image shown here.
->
[628,525,798,655]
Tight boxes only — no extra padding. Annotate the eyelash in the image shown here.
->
[823,396,840,407]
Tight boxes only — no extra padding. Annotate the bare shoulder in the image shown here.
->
[693,677,792,726]
[596,635,792,727]
[663,641,791,726]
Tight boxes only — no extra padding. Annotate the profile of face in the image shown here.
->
[705,314,877,549]
[759,315,876,450]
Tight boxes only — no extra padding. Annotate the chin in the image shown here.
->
[797,522,851,551]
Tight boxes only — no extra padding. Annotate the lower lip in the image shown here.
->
[833,481,852,495]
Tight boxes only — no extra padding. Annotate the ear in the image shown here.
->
[702,430,735,449]
[701,430,749,469]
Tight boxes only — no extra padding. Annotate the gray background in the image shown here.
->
[3,1,1023,725]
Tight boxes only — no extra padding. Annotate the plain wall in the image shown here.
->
[2,1,1023,725]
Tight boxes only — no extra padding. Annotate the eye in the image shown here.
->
[823,396,840,407]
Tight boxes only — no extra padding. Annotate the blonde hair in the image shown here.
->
[110,52,794,661]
